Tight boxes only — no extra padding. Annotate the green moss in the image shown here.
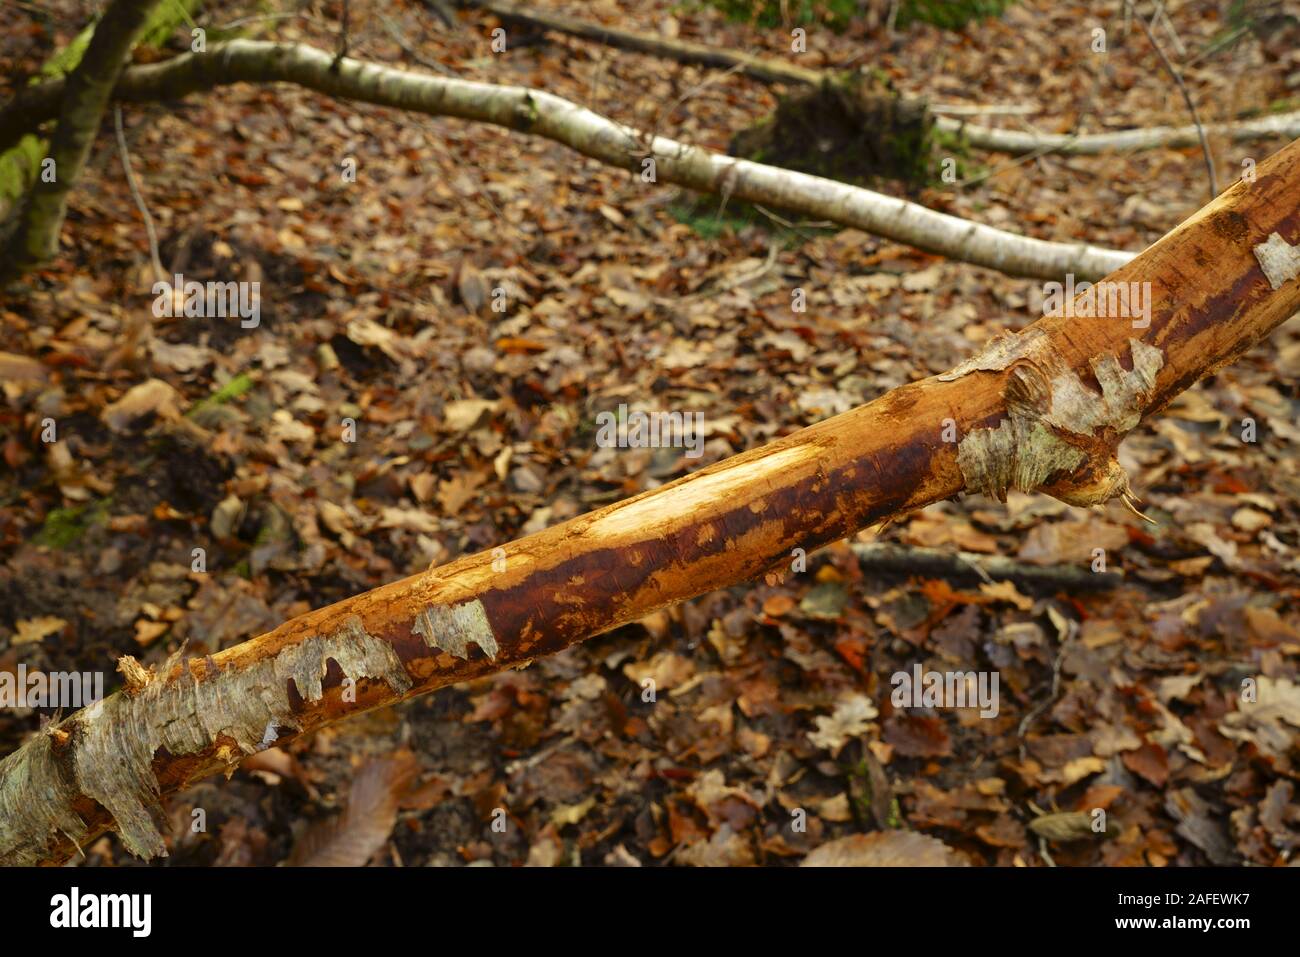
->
[932,124,971,159]
[887,796,903,828]
[0,138,47,219]
[929,124,987,184]
[897,0,1015,30]
[669,193,835,245]
[35,498,111,549]
[669,196,756,240]
[40,21,96,79]
[142,0,201,46]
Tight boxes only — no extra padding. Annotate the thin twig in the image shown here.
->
[332,0,350,69]
[1139,3,1218,199]
[1156,2,1187,57]
[1018,643,1067,763]
[655,240,779,306]
[217,12,331,31]
[112,105,165,285]
[1186,23,1249,67]
[751,204,835,231]
[379,12,458,75]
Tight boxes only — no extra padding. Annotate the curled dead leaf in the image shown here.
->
[802,830,968,866]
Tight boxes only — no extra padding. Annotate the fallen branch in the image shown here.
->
[850,542,1122,590]
[464,0,1300,158]
[0,39,1132,280]
[933,111,1300,156]
[464,0,824,86]
[4,131,1300,866]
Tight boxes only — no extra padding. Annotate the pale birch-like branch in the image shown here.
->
[0,39,1134,280]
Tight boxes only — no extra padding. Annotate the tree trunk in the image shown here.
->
[0,40,1132,280]
[3,131,1299,866]
[0,0,202,224]
[1,0,165,280]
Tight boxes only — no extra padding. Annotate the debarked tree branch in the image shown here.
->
[3,133,1300,867]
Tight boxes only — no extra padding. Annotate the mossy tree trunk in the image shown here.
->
[0,0,202,226]
[1,0,169,280]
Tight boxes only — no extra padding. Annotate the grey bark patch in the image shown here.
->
[1253,232,1300,290]
[1039,338,1163,435]
[0,732,86,868]
[954,338,1164,505]
[956,415,1087,502]
[0,614,411,864]
[412,600,499,661]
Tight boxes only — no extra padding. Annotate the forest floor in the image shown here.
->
[1,0,1298,866]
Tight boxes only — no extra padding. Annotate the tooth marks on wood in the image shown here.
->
[1037,338,1163,435]
[937,327,1048,383]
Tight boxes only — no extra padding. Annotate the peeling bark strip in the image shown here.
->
[1254,232,1300,290]
[3,142,1300,872]
[0,617,411,864]
[0,39,1131,280]
[413,601,499,661]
